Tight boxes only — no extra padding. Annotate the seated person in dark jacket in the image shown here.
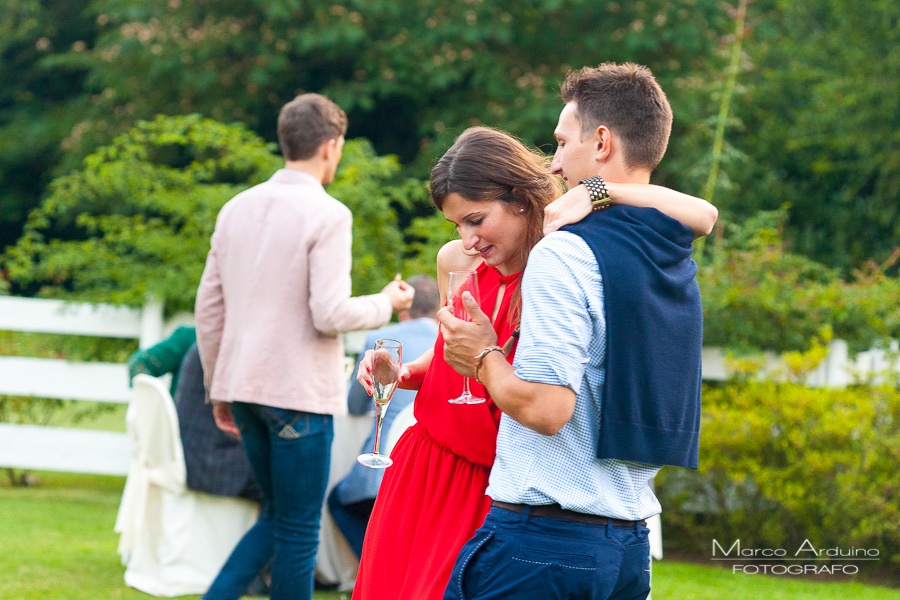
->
[128,327,260,502]
[327,275,440,559]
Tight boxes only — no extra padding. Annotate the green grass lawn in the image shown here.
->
[651,560,899,599]
[0,472,343,600]
[1,471,898,600]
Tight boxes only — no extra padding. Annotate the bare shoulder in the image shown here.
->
[437,240,480,273]
[436,240,481,304]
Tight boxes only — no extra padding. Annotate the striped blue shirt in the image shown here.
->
[486,232,662,521]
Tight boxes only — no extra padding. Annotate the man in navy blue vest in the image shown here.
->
[439,63,705,600]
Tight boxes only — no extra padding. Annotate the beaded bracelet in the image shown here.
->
[579,176,612,212]
[474,346,505,384]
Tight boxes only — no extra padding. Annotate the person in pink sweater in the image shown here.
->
[195,93,413,600]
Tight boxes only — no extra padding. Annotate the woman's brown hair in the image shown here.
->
[430,126,563,336]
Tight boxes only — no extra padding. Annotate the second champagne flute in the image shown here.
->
[357,338,402,468]
[447,270,487,405]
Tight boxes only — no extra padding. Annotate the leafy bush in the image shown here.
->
[658,377,900,572]
[2,115,434,312]
[3,114,280,313]
[699,209,900,353]
[325,142,436,295]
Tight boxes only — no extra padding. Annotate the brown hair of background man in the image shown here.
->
[277,93,348,161]
[406,275,441,320]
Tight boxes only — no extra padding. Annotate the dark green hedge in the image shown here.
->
[658,379,900,574]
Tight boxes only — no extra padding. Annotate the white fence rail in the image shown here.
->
[0,357,133,404]
[0,296,370,477]
[0,296,164,476]
[1,294,897,477]
[0,423,135,476]
[701,339,899,386]
[0,296,163,341]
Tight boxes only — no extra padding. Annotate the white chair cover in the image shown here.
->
[314,413,370,592]
[383,403,416,457]
[114,374,258,597]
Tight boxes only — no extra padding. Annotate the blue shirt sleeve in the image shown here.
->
[513,233,599,396]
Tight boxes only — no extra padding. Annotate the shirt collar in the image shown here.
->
[269,168,324,189]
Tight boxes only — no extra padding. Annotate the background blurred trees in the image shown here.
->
[2,0,899,348]
[4,116,427,312]
[4,115,280,312]
[0,0,98,249]
[49,0,725,166]
[1,0,727,247]
[725,0,900,272]
[698,209,900,353]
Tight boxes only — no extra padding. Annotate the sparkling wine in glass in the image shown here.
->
[357,339,402,469]
[447,270,487,405]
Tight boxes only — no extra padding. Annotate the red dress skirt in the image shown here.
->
[352,263,521,600]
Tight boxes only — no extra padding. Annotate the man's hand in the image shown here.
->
[543,184,591,235]
[436,291,498,378]
[212,401,241,439]
[381,278,415,312]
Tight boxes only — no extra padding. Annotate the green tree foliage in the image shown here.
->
[327,141,434,295]
[4,115,279,312]
[2,115,419,313]
[2,0,728,260]
[728,0,900,271]
[1,0,729,292]
[3,0,898,277]
[49,0,726,176]
[699,209,900,353]
[0,0,97,249]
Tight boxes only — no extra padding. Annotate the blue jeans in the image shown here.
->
[444,506,651,600]
[326,488,374,559]
[204,403,333,600]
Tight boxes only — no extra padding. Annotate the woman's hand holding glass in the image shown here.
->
[357,351,411,396]
[445,271,488,404]
[357,339,403,469]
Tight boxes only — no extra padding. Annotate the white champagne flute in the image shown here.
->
[447,271,487,405]
[357,339,402,468]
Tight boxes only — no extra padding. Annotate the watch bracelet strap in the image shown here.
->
[580,176,611,212]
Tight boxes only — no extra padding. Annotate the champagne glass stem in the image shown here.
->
[463,377,472,395]
[371,403,387,456]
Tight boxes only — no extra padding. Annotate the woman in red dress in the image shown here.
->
[351,127,716,600]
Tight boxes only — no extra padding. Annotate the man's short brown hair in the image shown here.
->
[561,63,673,171]
[277,93,348,161]
[407,275,440,319]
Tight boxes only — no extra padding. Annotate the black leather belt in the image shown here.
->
[492,500,646,527]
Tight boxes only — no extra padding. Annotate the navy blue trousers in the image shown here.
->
[444,506,651,600]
